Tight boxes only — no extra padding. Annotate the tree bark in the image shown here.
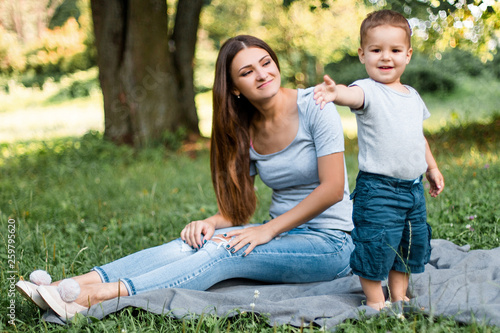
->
[90,0,200,147]
[171,0,203,135]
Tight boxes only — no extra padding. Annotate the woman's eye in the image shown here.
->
[263,60,271,66]
[242,70,252,77]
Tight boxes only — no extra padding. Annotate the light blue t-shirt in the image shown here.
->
[249,87,353,232]
[350,78,430,180]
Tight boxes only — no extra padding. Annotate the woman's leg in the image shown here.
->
[119,227,353,295]
[54,226,352,307]
[74,281,129,307]
[47,226,252,306]
[50,271,102,287]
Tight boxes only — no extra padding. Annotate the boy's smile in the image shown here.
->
[358,24,412,91]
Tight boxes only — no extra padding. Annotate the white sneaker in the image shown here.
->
[37,285,88,320]
[15,280,49,310]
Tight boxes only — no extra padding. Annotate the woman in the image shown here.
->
[16,35,354,319]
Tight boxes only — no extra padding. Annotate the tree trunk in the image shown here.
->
[171,0,203,135]
[11,0,25,42]
[90,0,200,147]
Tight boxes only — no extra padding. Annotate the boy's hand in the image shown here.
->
[425,167,444,197]
[314,75,338,110]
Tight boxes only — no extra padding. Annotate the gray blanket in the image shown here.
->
[44,239,500,329]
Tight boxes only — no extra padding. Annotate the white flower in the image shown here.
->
[396,312,405,321]
[385,300,392,308]
[250,302,256,309]
[254,290,260,299]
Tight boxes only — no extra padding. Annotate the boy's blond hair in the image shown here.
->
[360,10,412,47]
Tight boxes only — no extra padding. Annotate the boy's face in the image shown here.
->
[358,24,412,89]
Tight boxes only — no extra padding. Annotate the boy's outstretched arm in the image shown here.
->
[313,75,364,110]
[424,138,444,197]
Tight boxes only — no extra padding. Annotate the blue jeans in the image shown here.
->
[92,224,354,295]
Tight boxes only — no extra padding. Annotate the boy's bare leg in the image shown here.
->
[359,276,386,310]
[388,270,410,302]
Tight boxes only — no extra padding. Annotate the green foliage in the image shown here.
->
[0,0,96,88]
[162,127,188,151]
[402,66,456,94]
[324,55,368,85]
[46,74,100,102]
[424,114,500,249]
[49,0,81,29]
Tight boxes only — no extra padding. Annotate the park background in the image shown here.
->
[0,0,499,331]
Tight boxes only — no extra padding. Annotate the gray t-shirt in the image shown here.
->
[250,87,353,232]
[350,78,430,180]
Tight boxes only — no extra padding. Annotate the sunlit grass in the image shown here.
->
[0,68,103,143]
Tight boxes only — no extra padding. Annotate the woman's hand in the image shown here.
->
[180,219,216,249]
[224,224,277,256]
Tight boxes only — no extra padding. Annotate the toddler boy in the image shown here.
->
[314,9,444,310]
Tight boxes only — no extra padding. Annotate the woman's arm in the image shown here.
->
[224,151,345,255]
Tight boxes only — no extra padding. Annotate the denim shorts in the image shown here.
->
[349,171,432,281]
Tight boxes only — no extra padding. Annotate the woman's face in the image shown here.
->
[230,47,281,102]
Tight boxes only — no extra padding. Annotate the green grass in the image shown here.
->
[0,77,499,331]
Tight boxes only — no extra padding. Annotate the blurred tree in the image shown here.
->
[200,0,368,88]
[198,0,499,89]
[0,0,64,41]
[0,0,95,84]
[369,0,500,62]
[90,0,203,147]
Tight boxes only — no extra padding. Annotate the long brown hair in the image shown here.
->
[211,35,280,226]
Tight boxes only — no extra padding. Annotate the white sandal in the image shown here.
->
[37,285,88,320]
[15,280,49,310]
